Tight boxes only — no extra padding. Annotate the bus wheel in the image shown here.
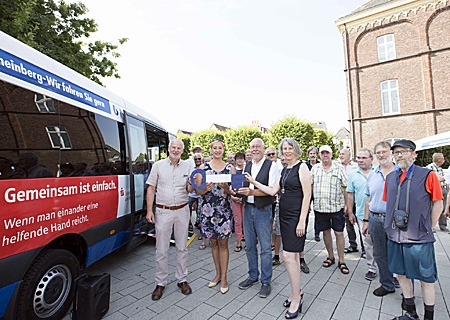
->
[15,249,80,320]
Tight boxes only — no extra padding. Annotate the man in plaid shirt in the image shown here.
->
[311,145,350,275]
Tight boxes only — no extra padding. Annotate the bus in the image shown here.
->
[0,30,171,319]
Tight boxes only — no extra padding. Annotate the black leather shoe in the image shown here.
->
[258,283,271,298]
[238,278,258,289]
[300,261,310,274]
[373,286,395,296]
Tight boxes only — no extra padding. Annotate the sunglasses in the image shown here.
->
[266,153,275,157]
[194,158,202,160]
[211,138,224,143]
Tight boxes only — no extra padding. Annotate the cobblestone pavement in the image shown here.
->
[64,220,450,320]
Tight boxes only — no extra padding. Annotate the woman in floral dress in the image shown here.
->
[196,138,234,294]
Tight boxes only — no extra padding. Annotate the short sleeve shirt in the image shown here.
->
[346,167,372,220]
[146,158,193,206]
[311,162,347,213]
[247,159,279,203]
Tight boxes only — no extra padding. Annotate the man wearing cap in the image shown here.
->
[189,145,204,166]
[311,145,350,274]
[146,139,195,300]
[426,153,449,232]
[384,140,443,320]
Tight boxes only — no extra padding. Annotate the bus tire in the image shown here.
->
[14,249,80,320]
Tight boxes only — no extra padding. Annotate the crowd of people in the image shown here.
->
[145,137,449,320]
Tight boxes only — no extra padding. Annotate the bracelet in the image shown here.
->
[363,219,369,222]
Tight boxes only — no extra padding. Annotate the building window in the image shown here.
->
[45,126,73,149]
[35,94,56,113]
[377,34,396,62]
[381,80,400,115]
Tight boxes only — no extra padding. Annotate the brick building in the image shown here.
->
[336,0,450,152]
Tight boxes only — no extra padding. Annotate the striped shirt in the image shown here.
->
[311,162,347,213]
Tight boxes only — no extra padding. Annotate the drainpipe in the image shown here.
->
[344,23,357,154]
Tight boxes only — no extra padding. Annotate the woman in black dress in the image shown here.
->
[245,138,311,319]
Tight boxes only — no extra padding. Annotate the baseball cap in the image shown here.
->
[191,145,203,152]
[319,145,333,153]
[391,139,416,151]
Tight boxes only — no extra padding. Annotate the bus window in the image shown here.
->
[56,100,128,177]
[0,82,61,178]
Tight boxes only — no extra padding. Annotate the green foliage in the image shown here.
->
[190,130,226,158]
[0,0,127,85]
[177,133,192,160]
[224,126,263,154]
[266,116,315,158]
[179,115,342,162]
[312,129,337,157]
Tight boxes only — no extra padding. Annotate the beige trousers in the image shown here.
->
[154,205,190,286]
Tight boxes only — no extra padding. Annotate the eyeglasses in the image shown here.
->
[393,149,412,156]
[375,150,389,156]
[266,153,275,157]
[211,138,224,143]
[194,158,202,160]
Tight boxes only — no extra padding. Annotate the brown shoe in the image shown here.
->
[151,285,165,300]
[177,281,192,295]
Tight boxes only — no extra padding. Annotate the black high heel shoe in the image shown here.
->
[285,297,303,319]
[283,291,304,308]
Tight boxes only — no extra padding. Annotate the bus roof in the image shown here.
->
[0,30,166,131]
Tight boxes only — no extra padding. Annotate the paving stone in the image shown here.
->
[61,219,450,320]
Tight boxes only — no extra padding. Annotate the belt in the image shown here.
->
[156,203,188,210]
[370,211,386,217]
[246,202,256,206]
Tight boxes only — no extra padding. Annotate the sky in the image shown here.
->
[82,0,367,134]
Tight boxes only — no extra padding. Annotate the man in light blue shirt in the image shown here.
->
[361,141,398,297]
[346,148,377,281]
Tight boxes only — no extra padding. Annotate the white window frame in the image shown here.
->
[35,93,56,113]
[377,34,396,62]
[381,80,400,115]
[45,126,72,149]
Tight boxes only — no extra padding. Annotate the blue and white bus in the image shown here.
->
[0,30,170,319]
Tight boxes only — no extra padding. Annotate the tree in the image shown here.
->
[224,126,264,154]
[190,130,226,158]
[177,133,192,160]
[0,0,127,85]
[312,129,337,157]
[266,116,315,158]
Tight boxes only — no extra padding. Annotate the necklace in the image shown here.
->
[281,167,293,194]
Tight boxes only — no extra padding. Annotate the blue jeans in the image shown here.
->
[244,203,272,285]
[369,212,395,291]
